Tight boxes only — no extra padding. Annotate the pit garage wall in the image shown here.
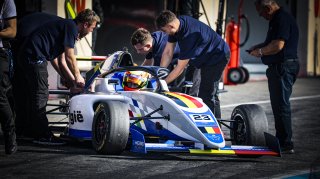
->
[307,0,320,76]
[198,0,219,33]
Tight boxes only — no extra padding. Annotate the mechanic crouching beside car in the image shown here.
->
[15,9,100,145]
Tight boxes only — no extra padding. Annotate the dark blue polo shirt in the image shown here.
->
[261,7,299,65]
[17,12,61,41]
[24,19,78,64]
[168,15,230,68]
[146,31,180,66]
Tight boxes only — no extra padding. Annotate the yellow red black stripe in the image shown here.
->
[163,92,203,108]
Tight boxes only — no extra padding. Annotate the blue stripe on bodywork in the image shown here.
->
[69,128,91,139]
[195,122,218,127]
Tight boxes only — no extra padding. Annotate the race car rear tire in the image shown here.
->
[92,101,129,155]
[230,104,268,146]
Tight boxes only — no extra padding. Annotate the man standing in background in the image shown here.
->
[249,0,299,154]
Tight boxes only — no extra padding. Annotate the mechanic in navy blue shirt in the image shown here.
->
[130,28,180,68]
[131,28,200,95]
[156,10,230,118]
[15,9,100,145]
[249,0,299,154]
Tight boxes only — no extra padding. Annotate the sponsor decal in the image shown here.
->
[133,140,145,150]
[70,110,84,124]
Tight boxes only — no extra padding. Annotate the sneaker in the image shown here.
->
[5,143,18,155]
[5,137,18,155]
[33,135,66,146]
[5,133,18,155]
[281,146,295,154]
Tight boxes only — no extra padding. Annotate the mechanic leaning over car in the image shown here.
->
[0,0,17,154]
[248,0,299,154]
[131,28,180,70]
[156,10,230,119]
[14,9,100,145]
[130,28,200,96]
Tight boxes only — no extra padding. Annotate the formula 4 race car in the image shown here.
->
[49,51,281,157]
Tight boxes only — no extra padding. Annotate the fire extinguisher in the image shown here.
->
[223,0,250,85]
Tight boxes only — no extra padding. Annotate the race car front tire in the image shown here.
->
[230,104,268,146]
[92,101,129,155]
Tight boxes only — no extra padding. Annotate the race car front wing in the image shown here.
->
[130,128,281,157]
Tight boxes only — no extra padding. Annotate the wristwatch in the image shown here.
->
[258,48,263,57]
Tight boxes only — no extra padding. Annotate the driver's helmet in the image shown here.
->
[122,71,149,91]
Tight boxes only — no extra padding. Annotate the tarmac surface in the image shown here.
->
[1,77,320,179]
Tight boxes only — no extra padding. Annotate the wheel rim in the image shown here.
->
[233,114,247,145]
[228,68,244,83]
[230,71,241,81]
[95,110,107,144]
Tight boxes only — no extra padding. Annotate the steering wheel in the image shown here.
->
[157,68,170,79]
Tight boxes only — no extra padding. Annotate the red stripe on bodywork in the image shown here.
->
[213,127,221,134]
[234,150,279,156]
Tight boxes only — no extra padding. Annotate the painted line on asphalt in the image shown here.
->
[221,94,320,108]
[270,169,320,179]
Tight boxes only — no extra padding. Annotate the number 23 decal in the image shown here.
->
[190,114,213,121]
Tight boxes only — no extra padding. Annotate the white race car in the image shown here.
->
[50,51,281,157]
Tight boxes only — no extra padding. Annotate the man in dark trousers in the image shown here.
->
[15,9,100,145]
[156,10,230,119]
[249,0,299,154]
[13,12,61,138]
[0,0,17,154]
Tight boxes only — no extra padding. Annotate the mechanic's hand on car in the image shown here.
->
[70,86,83,94]
[75,74,85,88]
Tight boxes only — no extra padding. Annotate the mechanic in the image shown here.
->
[130,27,200,96]
[13,12,66,138]
[248,0,299,154]
[156,10,230,119]
[15,9,100,145]
[0,0,17,154]
[130,28,180,68]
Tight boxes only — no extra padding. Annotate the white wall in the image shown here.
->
[307,0,320,76]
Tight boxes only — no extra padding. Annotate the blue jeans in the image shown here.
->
[266,60,300,148]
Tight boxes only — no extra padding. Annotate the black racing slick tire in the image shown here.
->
[230,104,268,146]
[92,101,129,155]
